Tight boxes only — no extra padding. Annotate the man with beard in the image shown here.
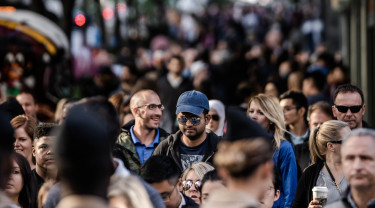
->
[32,123,58,193]
[154,90,219,172]
[116,89,169,174]
[332,84,372,130]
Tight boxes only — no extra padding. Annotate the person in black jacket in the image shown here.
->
[292,120,351,208]
[153,90,219,173]
[141,155,199,208]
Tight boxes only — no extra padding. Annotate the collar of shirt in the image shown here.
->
[348,190,375,208]
[290,128,309,145]
[130,125,160,147]
[178,192,186,208]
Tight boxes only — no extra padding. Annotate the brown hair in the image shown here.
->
[307,101,333,122]
[214,138,273,179]
[11,115,37,141]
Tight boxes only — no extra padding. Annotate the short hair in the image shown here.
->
[13,153,36,208]
[309,120,348,164]
[200,170,223,192]
[169,55,185,69]
[214,138,273,178]
[307,101,333,122]
[108,175,153,208]
[11,115,37,142]
[303,71,327,92]
[0,97,25,119]
[279,90,308,111]
[140,155,181,185]
[17,91,37,104]
[181,162,215,182]
[129,89,159,112]
[343,128,375,144]
[34,123,58,142]
[333,83,364,105]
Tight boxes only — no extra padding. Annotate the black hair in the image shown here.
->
[279,90,308,119]
[303,71,327,92]
[140,155,181,186]
[169,55,185,69]
[200,169,223,192]
[0,97,25,119]
[33,123,58,141]
[333,83,364,105]
[13,153,36,208]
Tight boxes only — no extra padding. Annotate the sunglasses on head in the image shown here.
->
[182,180,202,191]
[210,114,220,121]
[335,105,363,113]
[177,116,201,126]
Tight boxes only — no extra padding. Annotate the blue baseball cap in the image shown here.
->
[176,90,209,116]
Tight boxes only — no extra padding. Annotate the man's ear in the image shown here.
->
[332,105,337,118]
[206,114,211,124]
[274,190,281,202]
[178,178,183,192]
[362,104,366,115]
[298,107,306,117]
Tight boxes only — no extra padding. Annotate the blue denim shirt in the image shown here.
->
[130,126,160,164]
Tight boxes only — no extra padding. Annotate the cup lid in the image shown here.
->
[312,186,328,192]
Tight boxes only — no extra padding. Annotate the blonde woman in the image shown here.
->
[247,94,298,208]
[292,120,350,208]
[108,175,153,208]
[181,162,215,205]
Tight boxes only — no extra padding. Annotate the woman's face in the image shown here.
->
[248,101,271,130]
[207,109,220,133]
[5,160,23,199]
[184,170,201,205]
[14,127,33,164]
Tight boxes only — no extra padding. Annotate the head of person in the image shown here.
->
[55,106,113,198]
[130,90,163,130]
[181,162,215,205]
[264,81,279,98]
[108,175,153,208]
[332,84,365,129]
[200,170,226,204]
[5,153,35,208]
[11,115,37,167]
[16,92,38,119]
[307,101,334,130]
[167,55,184,75]
[140,155,181,208]
[72,96,120,151]
[214,138,274,201]
[279,90,308,126]
[0,97,25,119]
[0,109,14,190]
[33,123,58,173]
[341,129,375,191]
[176,90,210,141]
[302,71,327,96]
[309,120,350,164]
[207,100,226,137]
[247,94,286,149]
[259,168,281,208]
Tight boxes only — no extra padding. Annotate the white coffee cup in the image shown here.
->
[312,186,328,206]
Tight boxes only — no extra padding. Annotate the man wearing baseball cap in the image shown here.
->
[153,90,219,172]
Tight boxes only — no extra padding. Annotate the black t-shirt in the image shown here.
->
[31,168,44,194]
[179,135,208,171]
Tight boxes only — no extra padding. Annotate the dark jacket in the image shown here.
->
[363,120,373,129]
[153,130,219,173]
[115,120,170,174]
[326,187,375,208]
[292,162,324,208]
[182,193,199,208]
[285,130,311,172]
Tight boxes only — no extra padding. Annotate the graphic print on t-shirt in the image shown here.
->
[181,154,203,170]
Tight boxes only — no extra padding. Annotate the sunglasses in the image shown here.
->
[182,180,202,191]
[210,114,220,121]
[330,140,342,144]
[177,116,201,126]
[335,105,362,113]
[136,104,164,111]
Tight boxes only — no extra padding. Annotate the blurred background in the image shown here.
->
[0,0,374,126]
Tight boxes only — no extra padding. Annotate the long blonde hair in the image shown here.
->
[309,120,348,164]
[248,94,286,149]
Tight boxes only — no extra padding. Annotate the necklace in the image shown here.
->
[324,162,342,194]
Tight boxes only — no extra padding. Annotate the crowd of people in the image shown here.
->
[0,80,374,208]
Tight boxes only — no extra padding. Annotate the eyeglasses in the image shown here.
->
[282,106,298,113]
[210,114,220,121]
[335,105,362,113]
[330,140,342,144]
[182,180,202,191]
[161,184,177,202]
[136,104,164,111]
[177,116,201,126]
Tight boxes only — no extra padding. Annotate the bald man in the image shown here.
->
[115,90,170,174]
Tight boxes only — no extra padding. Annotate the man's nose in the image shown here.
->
[353,157,364,170]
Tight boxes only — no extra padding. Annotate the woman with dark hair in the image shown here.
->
[11,115,37,169]
[5,153,36,208]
